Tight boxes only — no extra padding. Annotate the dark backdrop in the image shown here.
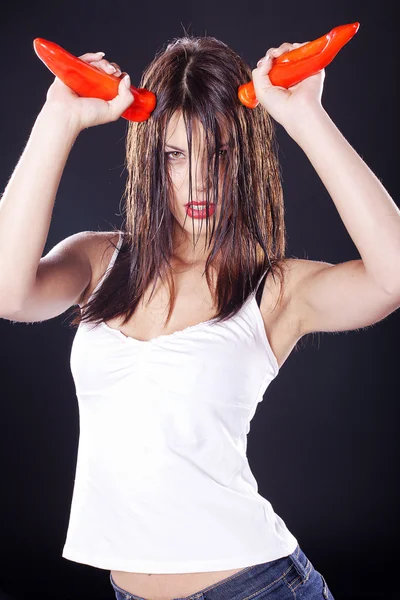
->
[0,1,398,599]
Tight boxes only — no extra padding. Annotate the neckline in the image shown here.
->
[99,294,255,345]
[93,293,279,374]
[100,314,218,344]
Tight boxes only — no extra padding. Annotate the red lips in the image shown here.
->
[184,201,216,206]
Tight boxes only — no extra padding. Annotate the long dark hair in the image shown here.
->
[69,35,287,329]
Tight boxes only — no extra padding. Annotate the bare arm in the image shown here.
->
[0,50,132,318]
[3,231,118,323]
[0,104,82,313]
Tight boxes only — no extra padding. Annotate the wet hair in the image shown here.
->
[69,35,287,330]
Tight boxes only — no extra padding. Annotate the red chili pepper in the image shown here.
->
[33,38,156,122]
[238,22,360,109]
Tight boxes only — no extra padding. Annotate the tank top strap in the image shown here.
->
[255,268,269,308]
[88,231,123,301]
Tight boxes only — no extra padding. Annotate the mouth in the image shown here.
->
[185,202,217,219]
[184,201,216,207]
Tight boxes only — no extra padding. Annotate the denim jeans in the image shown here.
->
[109,544,334,599]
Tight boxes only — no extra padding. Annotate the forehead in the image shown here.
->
[165,110,229,147]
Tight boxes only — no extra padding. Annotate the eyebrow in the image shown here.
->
[165,143,228,152]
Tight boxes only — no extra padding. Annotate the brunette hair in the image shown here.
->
[69,35,287,330]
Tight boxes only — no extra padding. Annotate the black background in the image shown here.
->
[0,0,398,599]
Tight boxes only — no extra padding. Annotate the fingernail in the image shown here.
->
[96,52,105,58]
[257,54,270,67]
[124,74,131,89]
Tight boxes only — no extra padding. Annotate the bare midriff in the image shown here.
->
[110,566,248,600]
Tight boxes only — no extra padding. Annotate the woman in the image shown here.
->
[1,34,399,600]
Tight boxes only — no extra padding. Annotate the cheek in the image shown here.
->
[172,169,185,181]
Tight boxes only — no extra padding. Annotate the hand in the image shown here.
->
[251,42,325,132]
[44,51,134,131]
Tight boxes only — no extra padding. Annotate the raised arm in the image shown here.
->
[0,50,132,319]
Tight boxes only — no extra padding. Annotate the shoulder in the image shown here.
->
[260,257,328,332]
[261,257,309,308]
[93,230,122,262]
[256,257,331,368]
[79,231,122,306]
[83,230,121,275]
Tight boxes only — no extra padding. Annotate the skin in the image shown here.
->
[166,110,229,267]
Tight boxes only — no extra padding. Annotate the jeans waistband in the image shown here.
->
[109,544,313,600]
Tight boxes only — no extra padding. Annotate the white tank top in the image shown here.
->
[62,231,298,573]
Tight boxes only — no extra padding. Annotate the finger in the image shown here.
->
[78,52,122,76]
[253,54,276,85]
[269,43,295,58]
[256,52,274,71]
[78,51,105,61]
[266,41,310,60]
[109,62,122,76]
[87,57,122,76]
[251,57,290,111]
[253,53,288,92]
[92,58,119,74]
[106,74,134,121]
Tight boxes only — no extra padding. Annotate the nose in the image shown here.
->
[191,151,211,193]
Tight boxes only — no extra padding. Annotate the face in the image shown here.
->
[165,111,229,259]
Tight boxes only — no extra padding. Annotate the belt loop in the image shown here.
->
[289,545,308,583]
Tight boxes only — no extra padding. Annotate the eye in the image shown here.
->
[166,149,228,161]
[165,151,184,160]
